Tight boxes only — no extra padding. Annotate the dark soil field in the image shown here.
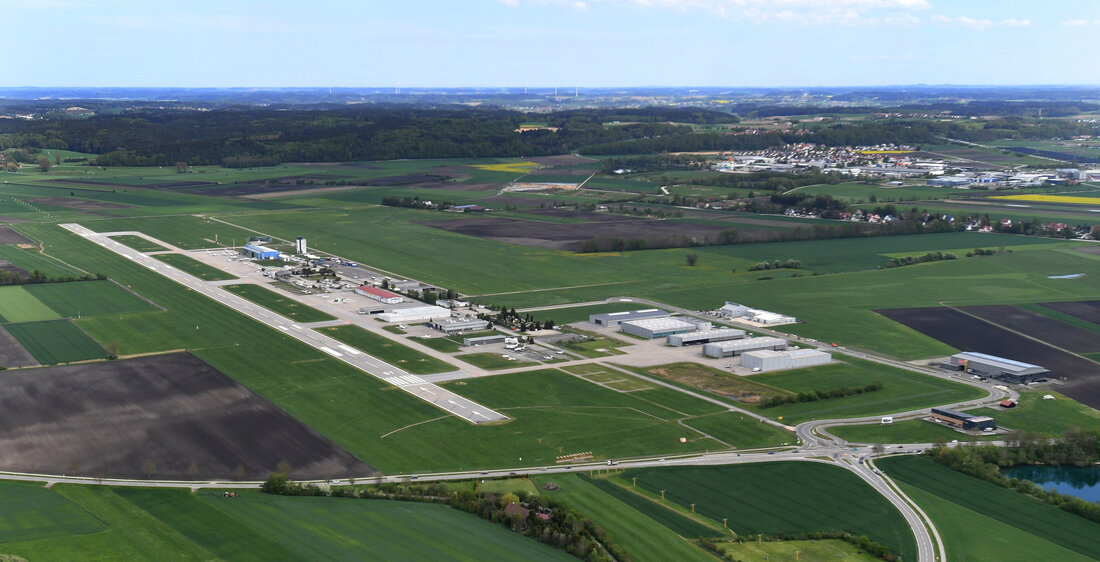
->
[0,352,375,480]
[1042,300,1100,326]
[367,174,446,186]
[527,155,596,166]
[0,259,27,278]
[0,325,37,368]
[877,306,1100,407]
[198,182,330,197]
[0,225,32,245]
[960,305,1100,353]
[422,209,741,251]
[27,197,131,215]
[47,179,217,189]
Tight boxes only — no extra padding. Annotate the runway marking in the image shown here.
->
[384,375,427,387]
[337,344,360,355]
[319,346,343,357]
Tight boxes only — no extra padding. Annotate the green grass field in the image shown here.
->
[454,352,536,370]
[476,478,539,496]
[0,243,81,278]
[108,235,168,252]
[316,325,456,374]
[878,455,1100,560]
[582,475,723,538]
[222,283,335,322]
[620,462,917,560]
[4,319,107,363]
[744,356,986,423]
[416,335,463,352]
[0,482,569,561]
[152,253,237,281]
[716,539,880,561]
[25,280,157,318]
[829,419,970,444]
[0,286,61,323]
[966,391,1100,434]
[535,474,714,562]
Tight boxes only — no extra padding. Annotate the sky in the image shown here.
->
[7,0,1100,88]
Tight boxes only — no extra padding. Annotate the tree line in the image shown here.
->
[0,270,105,286]
[762,381,883,408]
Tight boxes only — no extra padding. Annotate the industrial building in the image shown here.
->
[741,348,831,372]
[716,302,797,325]
[620,317,698,339]
[429,316,489,335]
[946,352,1050,384]
[931,407,996,431]
[295,237,307,254]
[355,286,404,304]
[464,334,506,346]
[589,309,669,327]
[241,243,280,260]
[703,337,788,358]
[376,306,450,323]
[667,328,746,347]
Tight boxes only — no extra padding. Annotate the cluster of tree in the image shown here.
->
[380,195,436,209]
[700,531,900,562]
[478,307,554,332]
[608,206,684,219]
[261,473,629,562]
[885,251,958,268]
[748,259,802,272]
[0,270,105,286]
[930,429,1100,524]
[762,381,883,408]
[597,154,699,174]
[687,170,843,192]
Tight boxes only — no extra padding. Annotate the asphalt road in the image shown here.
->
[60,224,507,424]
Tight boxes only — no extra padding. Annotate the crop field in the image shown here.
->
[0,483,568,561]
[583,476,724,538]
[0,353,374,479]
[152,253,238,281]
[879,455,1100,560]
[993,194,1100,205]
[0,243,80,278]
[744,357,986,423]
[222,283,335,322]
[960,304,1100,354]
[0,286,61,322]
[108,234,168,252]
[536,474,714,562]
[0,326,37,368]
[877,306,1100,408]
[25,280,158,318]
[1041,299,1100,326]
[716,539,880,562]
[316,325,455,374]
[4,319,105,363]
[86,215,260,249]
[454,352,536,370]
[620,462,917,560]
[966,391,1100,434]
[793,181,964,202]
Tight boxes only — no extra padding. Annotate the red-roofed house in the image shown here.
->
[355,286,404,304]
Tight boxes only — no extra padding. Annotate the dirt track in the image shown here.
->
[0,353,376,480]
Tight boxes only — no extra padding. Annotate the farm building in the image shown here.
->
[620,317,698,339]
[464,334,506,347]
[931,407,996,431]
[667,328,746,347]
[377,306,450,323]
[589,309,669,327]
[741,349,831,372]
[947,352,1050,384]
[703,337,788,358]
[356,286,404,304]
[429,316,489,335]
[241,243,280,260]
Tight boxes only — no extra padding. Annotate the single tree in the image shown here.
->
[276,460,291,476]
[233,464,246,480]
[37,156,51,172]
[175,161,188,173]
[686,253,699,266]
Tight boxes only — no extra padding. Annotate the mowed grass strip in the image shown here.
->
[317,325,455,374]
[26,280,157,318]
[455,352,536,370]
[153,253,237,281]
[717,539,880,562]
[108,235,167,252]
[537,474,715,562]
[966,390,1100,433]
[0,481,105,543]
[222,284,335,322]
[582,476,723,538]
[4,319,106,364]
[0,286,60,323]
[622,463,917,561]
[829,419,974,444]
[878,455,1100,559]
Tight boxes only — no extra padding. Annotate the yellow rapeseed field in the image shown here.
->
[471,161,540,173]
[992,194,1100,205]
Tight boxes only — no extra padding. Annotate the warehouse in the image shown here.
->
[715,302,797,325]
[620,317,698,339]
[589,309,669,327]
[377,306,450,323]
[703,336,788,358]
[741,349,831,372]
[931,407,996,431]
[429,316,490,335]
[355,286,404,304]
[667,328,746,347]
[464,334,506,346]
[946,352,1050,384]
[241,243,280,260]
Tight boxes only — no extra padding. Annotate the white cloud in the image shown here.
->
[572,1,588,10]
[499,0,519,6]
[1061,19,1089,26]
[1000,18,1029,27]
[930,14,1028,31]
[501,0,932,25]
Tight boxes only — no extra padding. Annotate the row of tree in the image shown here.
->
[748,259,802,272]
[0,270,105,286]
[762,381,883,409]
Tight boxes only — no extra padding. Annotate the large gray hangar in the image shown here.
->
[589,309,669,327]
[947,352,1049,384]
[667,328,746,347]
[621,317,698,339]
[703,336,788,358]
